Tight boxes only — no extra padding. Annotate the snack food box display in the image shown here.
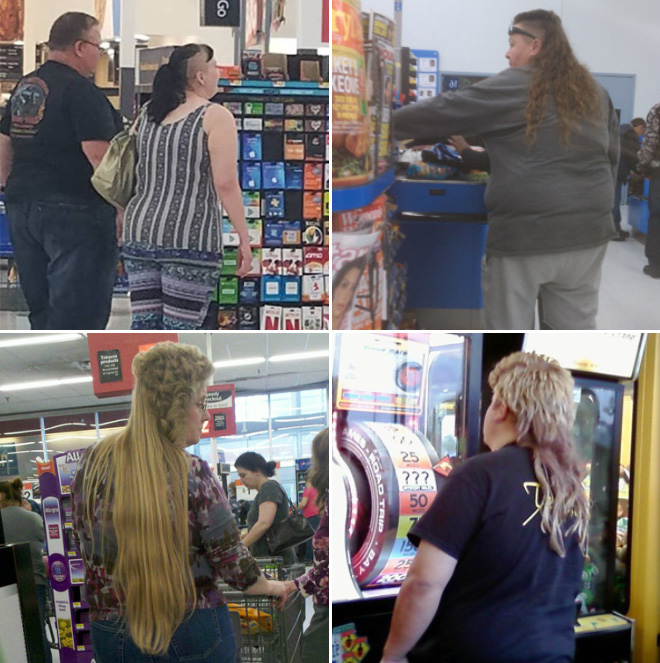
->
[213,81,330,329]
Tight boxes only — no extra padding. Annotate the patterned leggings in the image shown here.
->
[123,243,221,330]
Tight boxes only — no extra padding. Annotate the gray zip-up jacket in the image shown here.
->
[393,65,618,256]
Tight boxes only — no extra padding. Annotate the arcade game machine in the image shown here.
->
[332,332,483,662]
[332,332,645,663]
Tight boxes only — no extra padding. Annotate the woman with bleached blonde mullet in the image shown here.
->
[71,342,288,663]
[381,351,589,663]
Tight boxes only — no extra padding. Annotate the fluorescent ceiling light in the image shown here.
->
[0,333,83,349]
[0,441,37,448]
[0,376,93,392]
[213,357,266,369]
[270,350,329,363]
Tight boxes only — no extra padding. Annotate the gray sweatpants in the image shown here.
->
[482,244,608,330]
[301,603,329,663]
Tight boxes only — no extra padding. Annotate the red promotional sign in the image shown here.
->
[322,0,329,43]
[201,384,237,438]
[87,333,179,398]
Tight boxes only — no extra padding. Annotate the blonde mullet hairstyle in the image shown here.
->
[82,342,214,655]
[489,351,589,557]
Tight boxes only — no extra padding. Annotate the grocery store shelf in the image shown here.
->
[217,80,329,97]
[332,169,395,213]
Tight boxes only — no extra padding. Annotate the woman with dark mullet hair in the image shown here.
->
[121,44,253,330]
[394,9,619,331]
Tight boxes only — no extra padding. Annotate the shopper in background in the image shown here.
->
[0,479,52,663]
[299,479,320,563]
[278,429,329,663]
[0,12,121,330]
[121,44,252,330]
[234,451,297,565]
[380,352,587,663]
[71,343,288,663]
[393,9,618,330]
[635,101,660,277]
[612,118,646,241]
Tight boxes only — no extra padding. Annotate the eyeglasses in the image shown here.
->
[508,24,538,40]
[78,39,105,52]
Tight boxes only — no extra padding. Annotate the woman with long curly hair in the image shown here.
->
[71,342,288,663]
[381,351,589,663]
[394,9,618,330]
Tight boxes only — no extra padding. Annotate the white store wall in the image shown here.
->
[22,0,325,72]
[359,0,660,119]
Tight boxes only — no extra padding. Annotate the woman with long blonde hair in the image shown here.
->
[71,342,287,663]
[381,351,588,663]
[393,9,618,330]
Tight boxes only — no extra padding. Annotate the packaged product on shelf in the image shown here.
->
[306,102,325,117]
[285,118,305,132]
[247,250,262,276]
[285,103,305,116]
[235,118,243,131]
[265,191,286,218]
[261,305,283,330]
[223,101,243,115]
[323,247,330,274]
[243,191,261,218]
[262,162,286,189]
[285,163,304,189]
[261,275,282,302]
[304,163,323,190]
[282,220,302,245]
[333,194,388,232]
[324,220,330,245]
[305,133,325,160]
[218,307,238,329]
[323,191,329,218]
[238,305,259,329]
[239,278,261,304]
[302,306,323,330]
[284,133,305,160]
[243,117,264,131]
[247,219,263,246]
[304,246,324,274]
[218,65,242,80]
[282,247,303,276]
[306,118,325,132]
[282,276,302,302]
[244,101,264,115]
[332,0,372,187]
[262,53,288,81]
[242,163,262,190]
[264,220,284,246]
[323,306,330,329]
[303,191,323,219]
[362,15,378,181]
[302,274,325,302]
[265,102,285,115]
[283,307,302,330]
[303,220,324,245]
[242,133,262,160]
[266,118,285,131]
[324,164,330,189]
[262,248,283,275]
[372,13,395,175]
[219,277,239,305]
[242,51,263,79]
[222,248,239,275]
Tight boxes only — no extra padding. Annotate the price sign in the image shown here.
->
[201,0,241,27]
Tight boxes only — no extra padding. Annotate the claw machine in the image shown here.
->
[332,332,483,661]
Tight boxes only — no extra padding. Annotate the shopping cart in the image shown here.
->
[223,557,306,663]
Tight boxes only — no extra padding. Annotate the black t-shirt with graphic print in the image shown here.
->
[0,60,121,203]
[408,443,584,663]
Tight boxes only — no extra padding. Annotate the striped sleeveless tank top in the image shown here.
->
[123,104,221,253]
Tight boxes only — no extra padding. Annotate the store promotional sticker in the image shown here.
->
[203,384,237,436]
[333,624,371,663]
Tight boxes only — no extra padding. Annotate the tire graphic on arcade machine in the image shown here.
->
[339,421,440,589]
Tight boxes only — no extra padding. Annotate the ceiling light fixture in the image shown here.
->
[269,350,329,363]
[0,376,93,392]
[0,333,83,349]
[213,357,266,369]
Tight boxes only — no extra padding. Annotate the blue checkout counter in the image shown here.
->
[628,178,649,235]
[390,178,489,329]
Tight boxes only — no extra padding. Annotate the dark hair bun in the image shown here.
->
[12,478,23,490]
[265,461,277,477]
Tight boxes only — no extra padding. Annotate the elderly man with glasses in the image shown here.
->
[0,12,123,330]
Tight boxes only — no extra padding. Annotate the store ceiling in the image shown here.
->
[0,333,329,418]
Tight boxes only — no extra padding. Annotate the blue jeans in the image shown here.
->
[645,178,660,269]
[6,199,118,329]
[35,583,53,663]
[90,605,236,663]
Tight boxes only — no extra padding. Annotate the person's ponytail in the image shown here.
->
[146,43,214,125]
